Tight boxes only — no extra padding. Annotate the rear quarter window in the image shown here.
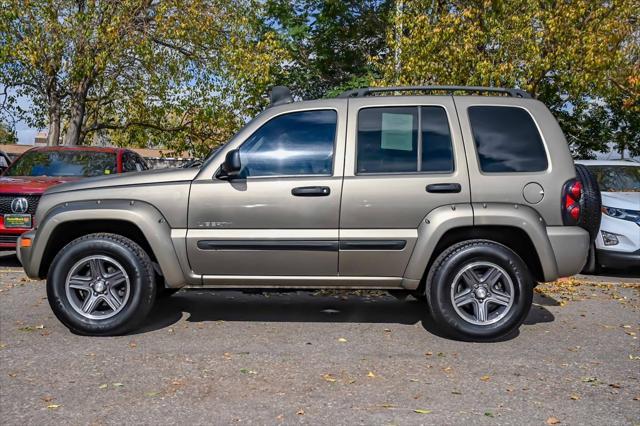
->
[468,106,548,173]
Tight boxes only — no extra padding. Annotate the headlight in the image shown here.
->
[601,206,640,224]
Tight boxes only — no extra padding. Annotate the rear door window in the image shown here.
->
[468,106,548,173]
[357,106,453,174]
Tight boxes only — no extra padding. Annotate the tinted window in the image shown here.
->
[239,110,336,177]
[587,165,639,192]
[357,106,453,174]
[468,106,548,173]
[5,150,117,177]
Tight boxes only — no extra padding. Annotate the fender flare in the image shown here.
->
[26,199,187,287]
[403,203,559,284]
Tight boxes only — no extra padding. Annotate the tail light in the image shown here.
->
[562,179,582,224]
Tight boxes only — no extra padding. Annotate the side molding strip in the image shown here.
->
[197,240,339,251]
[339,240,407,250]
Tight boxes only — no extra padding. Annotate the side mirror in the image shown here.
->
[216,149,242,180]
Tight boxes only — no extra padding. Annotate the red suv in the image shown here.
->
[0,146,148,249]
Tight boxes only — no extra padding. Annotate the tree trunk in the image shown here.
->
[63,79,91,146]
[46,98,61,146]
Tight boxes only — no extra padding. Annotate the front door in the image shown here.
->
[187,103,346,277]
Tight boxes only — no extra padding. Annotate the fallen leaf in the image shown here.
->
[99,384,108,389]
[145,391,160,397]
[609,383,621,389]
[296,409,305,415]
[414,409,432,414]
[47,404,61,409]
[629,354,640,360]
[35,325,45,329]
[112,383,124,387]
[425,352,433,356]
[338,338,347,343]
[570,394,580,400]
[480,375,491,382]
[367,371,376,378]
[443,366,453,373]
[451,390,462,395]
[383,328,391,332]
[546,416,561,425]
[484,411,494,417]
[437,352,445,357]
[322,374,336,382]
[129,341,137,348]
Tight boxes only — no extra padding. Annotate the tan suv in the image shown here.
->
[17,86,600,340]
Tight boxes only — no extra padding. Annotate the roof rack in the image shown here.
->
[337,86,532,99]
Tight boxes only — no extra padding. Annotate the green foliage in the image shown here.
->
[377,0,639,158]
[264,0,392,99]
[0,121,17,144]
[0,0,287,156]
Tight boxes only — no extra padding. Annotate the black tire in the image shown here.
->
[426,240,534,341]
[580,244,601,275]
[47,233,156,336]
[574,164,602,243]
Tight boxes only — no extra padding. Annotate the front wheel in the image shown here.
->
[47,233,156,336]
[426,240,534,341]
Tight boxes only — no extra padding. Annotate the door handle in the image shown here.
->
[426,183,462,193]
[291,186,331,196]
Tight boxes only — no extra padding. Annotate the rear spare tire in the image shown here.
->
[574,164,602,243]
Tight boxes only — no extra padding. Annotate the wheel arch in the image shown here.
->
[403,203,559,289]
[28,200,187,287]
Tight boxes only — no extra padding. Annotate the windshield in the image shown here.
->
[4,150,117,177]
[587,165,640,192]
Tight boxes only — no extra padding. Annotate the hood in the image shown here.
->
[601,191,640,210]
[0,175,80,194]
[44,167,200,195]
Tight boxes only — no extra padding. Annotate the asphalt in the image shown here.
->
[0,251,638,425]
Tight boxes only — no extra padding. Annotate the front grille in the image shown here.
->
[0,235,18,244]
[0,194,41,215]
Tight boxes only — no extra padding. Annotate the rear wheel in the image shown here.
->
[426,240,533,341]
[47,233,156,336]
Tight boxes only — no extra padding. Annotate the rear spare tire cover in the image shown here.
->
[574,164,602,243]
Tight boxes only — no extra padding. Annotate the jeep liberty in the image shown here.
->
[16,86,600,340]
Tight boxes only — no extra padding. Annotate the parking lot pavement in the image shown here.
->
[1,251,638,425]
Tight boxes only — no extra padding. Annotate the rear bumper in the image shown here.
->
[596,249,640,272]
[547,226,590,278]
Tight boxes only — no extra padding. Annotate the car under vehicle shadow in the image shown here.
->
[0,251,22,267]
[136,289,556,342]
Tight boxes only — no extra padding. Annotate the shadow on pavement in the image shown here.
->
[138,289,556,341]
[0,251,21,268]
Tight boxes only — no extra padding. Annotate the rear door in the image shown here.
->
[339,96,470,277]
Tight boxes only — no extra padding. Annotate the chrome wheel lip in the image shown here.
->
[450,261,515,326]
[65,255,130,320]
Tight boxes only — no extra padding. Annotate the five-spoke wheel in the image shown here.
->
[47,233,156,336]
[426,240,533,341]
[65,256,131,320]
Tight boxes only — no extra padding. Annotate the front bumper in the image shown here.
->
[596,248,640,272]
[16,230,36,276]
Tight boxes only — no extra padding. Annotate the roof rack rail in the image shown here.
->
[337,86,532,99]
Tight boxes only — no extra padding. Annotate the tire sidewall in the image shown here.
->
[47,236,154,335]
[429,242,533,340]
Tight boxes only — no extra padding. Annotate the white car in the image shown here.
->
[576,160,639,273]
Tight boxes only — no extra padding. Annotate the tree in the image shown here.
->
[0,121,17,144]
[264,0,392,99]
[0,1,286,155]
[377,0,639,157]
